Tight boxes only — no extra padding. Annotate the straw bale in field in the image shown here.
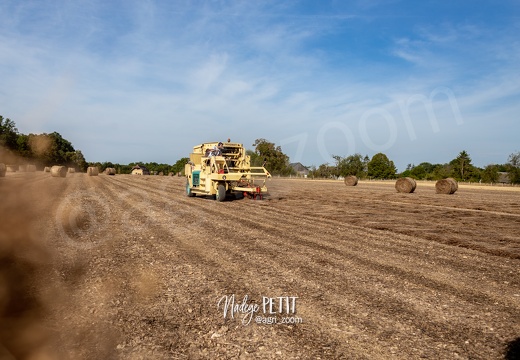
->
[50,166,67,178]
[344,175,358,186]
[395,177,417,193]
[436,178,458,194]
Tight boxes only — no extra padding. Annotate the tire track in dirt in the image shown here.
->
[110,175,520,304]
[100,176,411,358]
[52,176,217,358]
[91,176,334,358]
[102,176,520,358]
[113,176,520,294]
[266,192,520,260]
[281,179,520,215]
[357,198,520,217]
[1,172,51,189]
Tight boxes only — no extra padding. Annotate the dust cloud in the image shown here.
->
[0,161,118,359]
[0,178,55,359]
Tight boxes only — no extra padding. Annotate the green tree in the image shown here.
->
[432,164,451,180]
[481,164,500,183]
[1,116,89,169]
[334,153,367,178]
[449,150,477,181]
[409,164,426,179]
[172,157,189,175]
[309,163,335,178]
[42,132,75,165]
[246,149,260,167]
[252,138,294,176]
[367,153,397,179]
[16,134,32,159]
[507,151,520,184]
[508,152,520,167]
[69,150,87,171]
[117,164,133,174]
[0,116,19,150]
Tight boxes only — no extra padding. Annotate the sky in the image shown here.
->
[1,0,519,171]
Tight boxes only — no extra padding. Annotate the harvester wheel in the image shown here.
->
[216,184,226,202]
[186,180,195,197]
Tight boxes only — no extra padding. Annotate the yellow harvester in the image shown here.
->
[185,142,271,201]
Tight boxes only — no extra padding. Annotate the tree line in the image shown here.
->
[0,116,87,170]
[245,139,519,184]
[95,139,298,176]
[2,115,518,182]
[308,150,520,184]
[90,159,189,175]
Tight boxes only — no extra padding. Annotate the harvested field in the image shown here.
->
[0,173,519,359]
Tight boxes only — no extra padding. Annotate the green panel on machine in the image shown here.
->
[192,170,200,186]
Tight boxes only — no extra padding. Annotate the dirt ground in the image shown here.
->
[1,172,519,359]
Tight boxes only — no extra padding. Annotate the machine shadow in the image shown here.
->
[505,337,520,360]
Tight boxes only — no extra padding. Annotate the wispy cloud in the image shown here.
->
[0,1,519,170]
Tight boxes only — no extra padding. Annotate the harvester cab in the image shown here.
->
[185,142,271,201]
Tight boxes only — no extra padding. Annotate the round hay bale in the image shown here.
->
[0,163,6,177]
[105,167,116,175]
[87,166,99,176]
[6,165,17,172]
[395,177,416,193]
[50,166,67,178]
[18,165,27,172]
[44,166,51,172]
[446,177,458,191]
[436,178,458,194]
[26,164,36,172]
[68,168,76,173]
[344,175,358,186]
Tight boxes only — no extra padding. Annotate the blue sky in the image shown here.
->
[1,0,519,171]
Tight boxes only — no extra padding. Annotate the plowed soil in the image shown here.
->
[1,173,519,359]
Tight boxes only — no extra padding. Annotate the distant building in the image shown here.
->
[498,172,510,184]
[131,164,150,175]
[290,162,309,177]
